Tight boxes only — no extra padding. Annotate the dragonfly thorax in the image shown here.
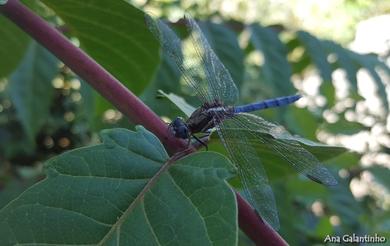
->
[186,101,234,135]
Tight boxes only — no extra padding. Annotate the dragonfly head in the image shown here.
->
[169,117,190,139]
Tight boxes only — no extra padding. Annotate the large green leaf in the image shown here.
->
[40,0,160,121]
[250,24,295,96]
[7,41,58,144]
[0,14,29,77]
[0,127,237,245]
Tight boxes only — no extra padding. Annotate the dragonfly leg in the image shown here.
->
[186,136,192,148]
[192,135,208,151]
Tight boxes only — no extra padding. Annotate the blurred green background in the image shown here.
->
[0,0,389,245]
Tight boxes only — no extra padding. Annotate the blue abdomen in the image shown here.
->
[234,94,301,113]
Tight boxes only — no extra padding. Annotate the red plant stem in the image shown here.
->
[0,1,287,245]
[237,194,288,245]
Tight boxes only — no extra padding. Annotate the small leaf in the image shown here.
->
[0,127,237,245]
[157,90,196,117]
[7,41,58,144]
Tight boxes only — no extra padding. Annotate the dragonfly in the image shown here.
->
[146,14,337,229]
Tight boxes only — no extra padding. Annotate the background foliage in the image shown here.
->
[0,0,389,245]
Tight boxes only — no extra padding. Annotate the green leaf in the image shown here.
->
[200,21,244,89]
[297,31,333,82]
[292,136,347,162]
[141,53,185,118]
[157,90,196,117]
[320,117,366,135]
[77,79,95,126]
[322,40,359,90]
[325,151,361,169]
[328,178,362,227]
[41,0,160,121]
[284,107,319,140]
[0,14,30,77]
[250,134,345,181]
[368,165,390,191]
[7,41,58,144]
[350,52,389,113]
[250,24,295,96]
[0,127,237,245]
[313,217,333,238]
[0,179,35,210]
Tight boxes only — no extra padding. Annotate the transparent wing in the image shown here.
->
[145,14,239,105]
[214,116,280,229]
[226,113,338,186]
[145,14,210,103]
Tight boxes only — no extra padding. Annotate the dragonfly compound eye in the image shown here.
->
[175,126,189,139]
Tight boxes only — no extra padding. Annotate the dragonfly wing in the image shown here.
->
[146,15,211,103]
[146,14,239,105]
[183,15,239,105]
[228,113,338,186]
[215,117,280,229]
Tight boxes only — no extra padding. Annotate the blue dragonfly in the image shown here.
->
[146,15,337,229]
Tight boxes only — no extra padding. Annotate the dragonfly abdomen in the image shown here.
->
[233,94,301,113]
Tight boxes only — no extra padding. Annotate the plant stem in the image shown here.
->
[0,1,287,245]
